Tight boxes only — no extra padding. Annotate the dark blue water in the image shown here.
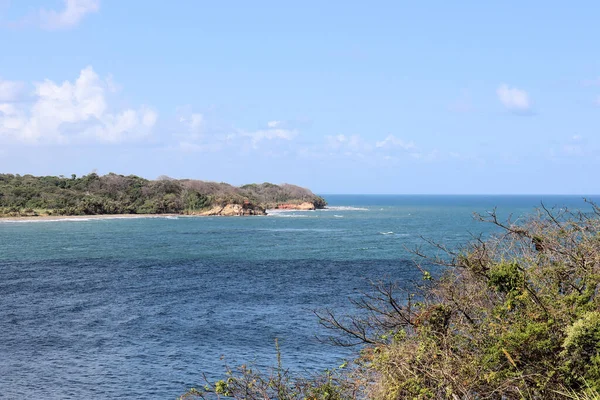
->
[0,195,595,399]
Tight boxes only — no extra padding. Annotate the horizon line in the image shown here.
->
[317,193,600,196]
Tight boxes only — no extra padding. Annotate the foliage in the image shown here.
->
[0,173,326,216]
[314,202,600,399]
[180,340,362,400]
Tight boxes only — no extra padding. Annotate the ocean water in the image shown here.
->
[0,195,595,399]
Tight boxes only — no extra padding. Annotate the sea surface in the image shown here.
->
[0,195,596,399]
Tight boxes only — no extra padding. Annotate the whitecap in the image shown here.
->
[255,228,341,232]
[267,213,310,218]
[265,209,309,215]
[322,206,369,211]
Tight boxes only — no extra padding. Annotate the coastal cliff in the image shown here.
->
[196,200,322,216]
[274,201,317,211]
[196,203,267,216]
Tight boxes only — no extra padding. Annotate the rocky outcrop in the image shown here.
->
[198,203,266,216]
[274,202,316,210]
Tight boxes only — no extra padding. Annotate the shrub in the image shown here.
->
[315,203,600,399]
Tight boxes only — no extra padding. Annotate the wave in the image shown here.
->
[255,228,342,232]
[378,231,411,237]
[268,214,311,218]
[0,218,97,223]
[322,206,369,211]
[333,215,344,218]
[266,209,307,214]
[0,215,178,224]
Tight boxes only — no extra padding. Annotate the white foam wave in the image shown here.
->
[333,215,344,218]
[0,215,178,223]
[256,228,341,232]
[268,213,310,218]
[379,231,394,235]
[322,206,369,211]
[266,209,308,214]
[0,217,96,223]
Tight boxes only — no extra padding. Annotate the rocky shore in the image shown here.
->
[196,203,267,216]
[192,201,322,216]
[273,201,317,211]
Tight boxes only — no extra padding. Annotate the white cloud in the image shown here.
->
[174,111,209,150]
[143,109,158,127]
[0,66,156,144]
[39,0,100,30]
[0,79,26,102]
[497,84,531,112]
[319,134,421,160]
[179,141,223,153]
[0,104,18,115]
[326,134,349,149]
[86,106,157,143]
[189,113,203,130]
[179,113,204,131]
[241,122,297,148]
[245,128,296,146]
[301,134,451,163]
[325,134,365,151]
[174,119,295,153]
[375,135,416,150]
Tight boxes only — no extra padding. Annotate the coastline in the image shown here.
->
[0,213,184,222]
[0,208,323,222]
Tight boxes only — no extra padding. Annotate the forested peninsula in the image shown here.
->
[0,173,327,217]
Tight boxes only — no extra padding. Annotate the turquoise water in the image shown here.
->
[0,195,595,398]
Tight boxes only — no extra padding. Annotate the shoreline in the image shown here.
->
[0,208,324,222]
[0,213,184,222]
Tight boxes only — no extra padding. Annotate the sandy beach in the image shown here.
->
[0,214,184,222]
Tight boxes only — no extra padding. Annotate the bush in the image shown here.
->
[180,340,360,400]
[315,203,600,399]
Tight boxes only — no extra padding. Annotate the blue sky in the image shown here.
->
[0,1,599,194]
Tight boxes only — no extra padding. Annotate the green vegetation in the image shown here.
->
[183,203,600,399]
[181,340,357,400]
[0,173,326,217]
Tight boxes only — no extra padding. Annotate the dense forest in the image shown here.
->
[0,173,326,217]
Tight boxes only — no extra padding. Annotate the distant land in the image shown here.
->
[0,173,327,217]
